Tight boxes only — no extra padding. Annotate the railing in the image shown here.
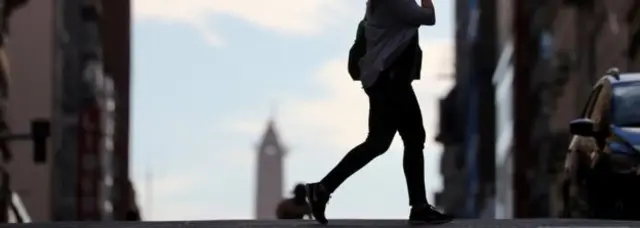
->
[462,0,480,218]
[0,168,30,223]
[8,190,31,223]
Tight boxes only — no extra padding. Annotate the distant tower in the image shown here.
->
[255,118,287,219]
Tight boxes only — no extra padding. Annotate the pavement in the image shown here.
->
[2,219,640,228]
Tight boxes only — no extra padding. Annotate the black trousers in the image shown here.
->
[320,48,428,206]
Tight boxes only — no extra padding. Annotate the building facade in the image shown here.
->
[99,0,133,220]
[5,0,56,221]
[437,0,640,219]
[435,0,498,218]
[3,0,135,221]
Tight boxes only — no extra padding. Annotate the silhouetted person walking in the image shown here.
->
[305,0,453,225]
[276,184,312,220]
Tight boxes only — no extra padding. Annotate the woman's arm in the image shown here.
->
[379,0,435,26]
[421,0,436,24]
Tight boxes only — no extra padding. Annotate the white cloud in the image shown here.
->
[133,0,355,46]
[279,39,455,151]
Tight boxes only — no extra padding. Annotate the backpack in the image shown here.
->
[408,34,423,80]
[347,20,367,81]
[347,20,424,81]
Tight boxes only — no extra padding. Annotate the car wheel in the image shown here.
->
[586,160,618,219]
[618,174,640,220]
[560,179,572,218]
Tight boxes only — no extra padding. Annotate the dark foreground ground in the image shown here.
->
[2,219,640,228]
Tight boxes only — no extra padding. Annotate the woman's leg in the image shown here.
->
[320,78,398,193]
[306,76,397,224]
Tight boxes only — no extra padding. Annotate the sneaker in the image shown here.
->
[408,204,454,225]
[305,182,330,225]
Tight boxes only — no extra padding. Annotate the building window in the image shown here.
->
[104,174,113,187]
[103,137,114,151]
[103,201,113,214]
[264,145,277,156]
[83,154,97,170]
[82,177,94,195]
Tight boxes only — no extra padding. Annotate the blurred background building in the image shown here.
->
[435,0,640,219]
[254,118,289,219]
[2,0,138,222]
[1,0,639,223]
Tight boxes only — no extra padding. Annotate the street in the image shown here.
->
[1,219,640,228]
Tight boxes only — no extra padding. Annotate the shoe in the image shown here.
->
[408,204,454,225]
[305,182,330,225]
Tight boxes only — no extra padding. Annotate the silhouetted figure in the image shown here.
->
[276,184,311,220]
[304,0,453,225]
[125,210,140,221]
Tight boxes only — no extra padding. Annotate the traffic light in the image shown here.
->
[31,119,50,163]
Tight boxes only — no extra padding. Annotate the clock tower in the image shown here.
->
[254,119,286,219]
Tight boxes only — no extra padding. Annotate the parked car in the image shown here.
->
[563,68,640,220]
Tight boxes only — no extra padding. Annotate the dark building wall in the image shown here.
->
[434,0,469,217]
[474,0,497,216]
[5,0,56,221]
[99,0,132,221]
[60,0,90,220]
[53,0,113,220]
[435,0,498,218]
[1,0,132,221]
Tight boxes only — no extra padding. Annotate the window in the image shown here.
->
[264,145,277,156]
[103,173,113,187]
[103,201,113,214]
[103,137,114,151]
[612,82,640,126]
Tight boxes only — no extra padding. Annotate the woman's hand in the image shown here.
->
[421,0,433,8]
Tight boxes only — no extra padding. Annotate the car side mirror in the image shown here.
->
[569,118,595,137]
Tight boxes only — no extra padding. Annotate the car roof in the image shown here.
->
[597,70,640,87]
[610,73,640,84]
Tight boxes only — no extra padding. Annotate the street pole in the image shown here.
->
[0,170,7,223]
[513,0,532,218]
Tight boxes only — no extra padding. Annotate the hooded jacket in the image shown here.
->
[355,0,435,88]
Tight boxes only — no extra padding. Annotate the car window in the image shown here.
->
[581,85,603,117]
[612,82,640,126]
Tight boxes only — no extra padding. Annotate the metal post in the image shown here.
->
[513,0,532,218]
[464,0,480,217]
[0,169,8,223]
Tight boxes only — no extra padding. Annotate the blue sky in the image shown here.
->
[131,0,455,220]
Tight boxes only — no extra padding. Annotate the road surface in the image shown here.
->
[1,219,640,228]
